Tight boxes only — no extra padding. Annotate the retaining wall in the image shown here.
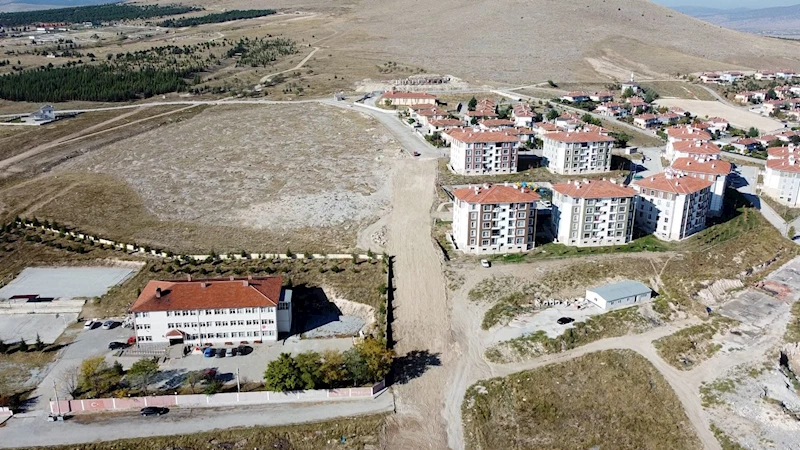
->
[0,299,85,315]
[49,381,386,414]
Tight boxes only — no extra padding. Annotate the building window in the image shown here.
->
[137,336,153,342]
[136,324,150,330]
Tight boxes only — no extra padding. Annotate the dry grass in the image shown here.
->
[437,159,629,188]
[761,194,800,223]
[463,349,702,450]
[653,316,739,370]
[17,413,389,450]
[640,81,717,101]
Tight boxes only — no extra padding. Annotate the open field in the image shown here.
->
[15,413,389,450]
[0,103,401,253]
[761,194,800,223]
[640,81,718,101]
[462,349,702,450]
[655,98,783,132]
[653,317,739,370]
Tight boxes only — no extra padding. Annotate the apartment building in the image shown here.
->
[551,179,637,247]
[763,152,800,207]
[670,157,731,217]
[451,184,540,254]
[665,126,713,161]
[633,171,713,241]
[447,129,520,175]
[131,276,292,345]
[542,131,615,175]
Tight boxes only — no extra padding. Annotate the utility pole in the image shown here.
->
[53,380,61,417]
[236,367,240,393]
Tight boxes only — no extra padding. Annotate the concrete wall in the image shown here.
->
[49,382,386,414]
[0,407,12,424]
[0,299,85,315]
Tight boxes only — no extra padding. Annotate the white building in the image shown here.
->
[670,141,721,163]
[670,157,731,217]
[719,72,743,84]
[586,280,652,311]
[451,184,540,254]
[551,179,637,247]
[633,170,713,241]
[763,152,800,207]
[665,126,713,161]
[379,90,436,107]
[755,71,776,81]
[447,129,520,175]
[561,91,590,103]
[542,131,615,175]
[131,276,292,345]
[512,104,535,127]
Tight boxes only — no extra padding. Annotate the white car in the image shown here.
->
[83,319,95,330]
[480,259,491,268]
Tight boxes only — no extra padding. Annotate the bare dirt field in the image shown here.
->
[655,99,783,132]
[640,81,718,101]
[9,103,401,253]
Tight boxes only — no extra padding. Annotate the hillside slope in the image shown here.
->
[136,0,800,84]
[675,4,800,36]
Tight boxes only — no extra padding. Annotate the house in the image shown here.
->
[426,118,463,135]
[585,280,652,311]
[595,102,628,118]
[757,135,780,147]
[130,276,292,345]
[464,108,498,123]
[561,91,590,103]
[790,86,800,97]
[451,184,540,254]
[541,131,615,175]
[551,179,637,247]
[734,92,754,104]
[777,70,797,80]
[532,121,559,137]
[751,90,769,102]
[31,105,55,122]
[632,114,660,129]
[761,100,786,116]
[589,91,614,102]
[478,119,515,130]
[731,137,761,153]
[626,97,648,114]
[720,72,744,84]
[768,144,799,159]
[665,126,713,161]
[763,152,800,207]
[700,72,721,84]
[670,157,732,217]
[633,170,713,241]
[657,112,681,126]
[380,90,437,107]
[414,106,448,126]
[621,73,640,95]
[755,70,777,81]
[512,104,535,127]
[447,130,520,175]
[671,141,721,161]
[707,117,729,133]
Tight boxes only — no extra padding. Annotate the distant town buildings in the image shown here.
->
[451,184,540,254]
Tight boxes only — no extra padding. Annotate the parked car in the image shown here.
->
[203,347,215,358]
[83,319,95,330]
[557,317,575,325]
[480,259,491,268]
[101,320,115,330]
[140,407,168,417]
[215,348,226,358]
[412,151,421,157]
[226,348,235,357]
[108,341,127,350]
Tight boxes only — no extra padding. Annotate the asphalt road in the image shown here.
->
[1,395,394,448]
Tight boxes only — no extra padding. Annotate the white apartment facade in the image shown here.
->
[763,153,800,207]
[448,130,520,175]
[551,179,637,247]
[451,184,540,254]
[664,126,713,161]
[131,276,292,345]
[670,157,731,217]
[633,171,713,241]
[542,131,615,175]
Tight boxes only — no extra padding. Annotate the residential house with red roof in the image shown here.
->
[755,70,777,81]
[512,103,535,127]
[633,170,713,241]
[451,184,540,254]
[561,91,590,103]
[665,126,713,161]
[131,276,292,345]
[542,131,615,175]
[551,179,637,247]
[447,129,520,175]
[595,102,629,118]
[633,114,660,129]
[589,92,614,102]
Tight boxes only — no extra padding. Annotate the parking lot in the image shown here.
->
[489,301,606,342]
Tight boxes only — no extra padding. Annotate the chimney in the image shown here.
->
[242,280,248,287]
[229,276,235,281]
[248,274,253,280]
[186,274,192,281]
[155,288,162,299]
[201,282,208,288]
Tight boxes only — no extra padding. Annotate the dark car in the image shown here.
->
[140,407,168,417]
[215,348,226,358]
[557,317,575,325]
[108,341,127,350]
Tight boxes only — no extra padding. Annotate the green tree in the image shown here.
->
[185,371,205,394]
[79,356,109,396]
[127,358,159,395]
[467,96,477,111]
[17,340,28,353]
[0,339,6,354]
[34,333,44,351]
[343,347,370,386]
[356,338,394,383]
[766,88,778,101]
[294,351,322,389]
[622,87,634,99]
[747,127,760,138]
[546,109,559,121]
[319,349,348,388]
[264,353,302,391]
[789,226,796,239]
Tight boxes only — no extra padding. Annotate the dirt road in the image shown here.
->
[385,158,453,449]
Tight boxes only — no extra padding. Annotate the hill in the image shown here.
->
[55,0,800,84]
[674,4,800,37]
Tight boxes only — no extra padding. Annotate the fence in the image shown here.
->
[50,381,386,414]
[19,222,383,262]
[0,407,12,424]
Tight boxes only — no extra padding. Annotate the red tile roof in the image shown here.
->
[480,119,515,127]
[544,131,615,143]
[672,141,720,156]
[552,180,635,199]
[767,146,799,158]
[666,126,712,141]
[767,157,800,173]
[634,172,713,195]
[448,130,521,144]
[131,277,283,312]
[428,119,463,127]
[671,157,731,176]
[380,91,436,100]
[453,184,540,204]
